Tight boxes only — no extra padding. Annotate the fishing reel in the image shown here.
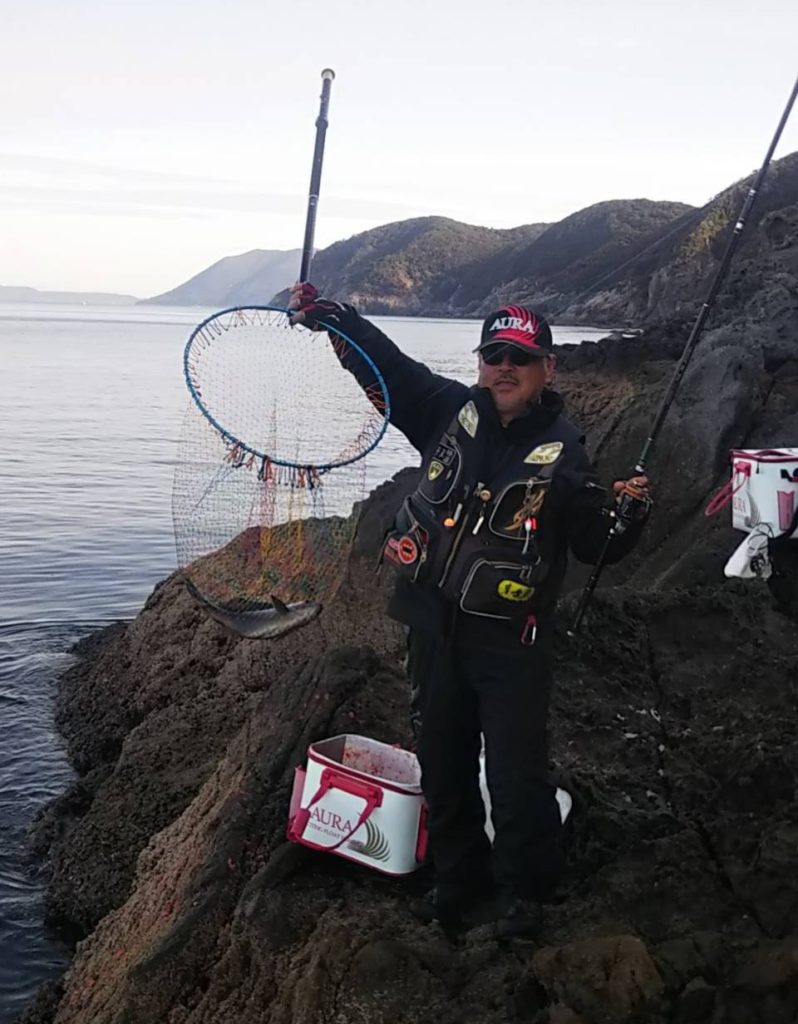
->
[610,477,653,535]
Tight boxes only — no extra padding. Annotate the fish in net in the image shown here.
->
[173,306,389,638]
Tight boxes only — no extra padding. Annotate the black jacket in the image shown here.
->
[332,309,645,645]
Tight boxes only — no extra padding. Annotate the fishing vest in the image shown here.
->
[382,390,579,623]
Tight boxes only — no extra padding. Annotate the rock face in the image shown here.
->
[22,312,798,1024]
[566,152,798,330]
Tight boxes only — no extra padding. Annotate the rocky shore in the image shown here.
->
[20,315,798,1024]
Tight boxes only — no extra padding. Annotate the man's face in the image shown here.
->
[478,344,554,421]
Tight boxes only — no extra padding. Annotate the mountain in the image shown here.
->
[141,249,301,307]
[269,202,709,320]
[564,151,798,329]
[142,152,797,328]
[0,285,137,305]
[288,216,548,315]
[461,199,694,315]
[269,204,692,319]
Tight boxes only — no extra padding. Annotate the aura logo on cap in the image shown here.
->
[478,304,553,354]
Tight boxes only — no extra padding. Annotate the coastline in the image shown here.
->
[19,324,798,1024]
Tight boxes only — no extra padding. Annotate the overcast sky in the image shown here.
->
[2,0,796,296]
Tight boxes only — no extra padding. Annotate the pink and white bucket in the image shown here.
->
[706,448,798,538]
[287,734,427,876]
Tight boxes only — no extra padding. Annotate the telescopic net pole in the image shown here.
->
[299,69,336,283]
[568,73,798,636]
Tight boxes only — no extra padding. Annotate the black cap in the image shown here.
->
[477,305,553,356]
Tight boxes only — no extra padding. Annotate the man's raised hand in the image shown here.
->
[287,282,352,332]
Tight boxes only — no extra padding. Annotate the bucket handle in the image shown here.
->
[289,767,383,852]
[705,461,751,518]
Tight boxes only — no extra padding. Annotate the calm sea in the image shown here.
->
[0,303,607,1021]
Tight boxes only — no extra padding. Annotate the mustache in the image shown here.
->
[495,374,518,384]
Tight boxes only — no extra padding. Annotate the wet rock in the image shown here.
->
[36,562,404,935]
[16,979,63,1024]
[531,934,664,1023]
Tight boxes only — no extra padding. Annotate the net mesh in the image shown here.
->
[173,308,387,614]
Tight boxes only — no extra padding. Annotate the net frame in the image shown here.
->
[182,305,391,473]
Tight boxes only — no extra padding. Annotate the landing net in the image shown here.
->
[173,306,389,619]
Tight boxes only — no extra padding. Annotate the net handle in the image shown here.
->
[182,305,391,472]
[300,70,335,283]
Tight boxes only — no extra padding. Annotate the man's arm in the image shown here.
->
[288,286,465,453]
[555,443,651,565]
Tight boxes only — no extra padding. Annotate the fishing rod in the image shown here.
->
[568,72,798,636]
[300,68,336,282]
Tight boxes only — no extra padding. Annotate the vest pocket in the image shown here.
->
[381,498,432,584]
[458,558,539,619]
[489,478,551,541]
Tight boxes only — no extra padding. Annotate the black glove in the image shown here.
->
[288,282,357,334]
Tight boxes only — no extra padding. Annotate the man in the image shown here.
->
[289,284,650,937]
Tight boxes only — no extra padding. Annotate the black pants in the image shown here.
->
[407,624,563,900]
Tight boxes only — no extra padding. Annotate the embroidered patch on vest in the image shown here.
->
[504,487,547,531]
[497,580,534,601]
[397,536,419,564]
[427,460,444,481]
[457,401,479,438]
[524,441,563,465]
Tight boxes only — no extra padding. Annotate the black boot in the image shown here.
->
[409,886,468,926]
[495,893,543,938]
[410,873,494,927]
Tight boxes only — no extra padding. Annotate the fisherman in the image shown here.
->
[289,284,651,937]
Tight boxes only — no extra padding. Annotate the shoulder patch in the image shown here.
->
[457,401,479,438]
[524,441,564,465]
[427,460,444,481]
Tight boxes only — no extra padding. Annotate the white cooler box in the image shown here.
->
[721,448,798,537]
[287,734,427,876]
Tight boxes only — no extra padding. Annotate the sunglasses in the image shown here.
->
[480,344,541,367]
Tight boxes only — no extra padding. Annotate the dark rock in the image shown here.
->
[19,275,798,1023]
[676,978,716,1022]
[715,941,798,1024]
[353,467,419,559]
[15,979,63,1024]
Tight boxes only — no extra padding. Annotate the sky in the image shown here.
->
[2,0,797,296]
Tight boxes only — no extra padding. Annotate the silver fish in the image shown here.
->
[184,578,321,639]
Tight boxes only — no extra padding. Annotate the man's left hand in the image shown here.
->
[612,475,652,522]
[612,475,650,503]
